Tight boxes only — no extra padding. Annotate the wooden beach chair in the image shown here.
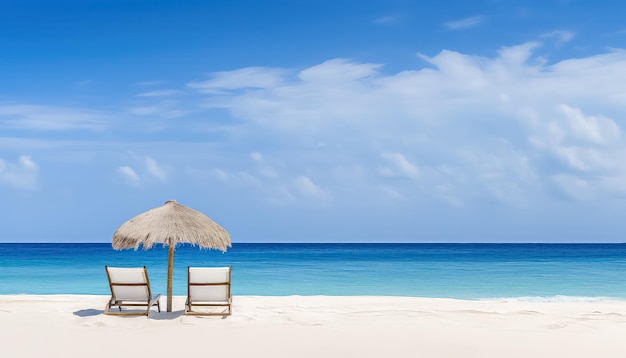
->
[104,266,162,316]
[185,266,232,316]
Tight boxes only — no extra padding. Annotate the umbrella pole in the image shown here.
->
[167,245,174,312]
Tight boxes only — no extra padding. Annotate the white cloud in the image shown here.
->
[137,90,184,97]
[74,80,93,86]
[298,59,381,83]
[249,152,280,179]
[259,167,278,179]
[240,171,266,188]
[444,16,485,30]
[127,103,187,119]
[378,153,420,179]
[116,166,140,186]
[0,155,39,190]
[373,16,398,25]
[213,168,229,182]
[188,67,287,93]
[136,80,166,86]
[496,42,541,66]
[528,105,623,175]
[190,164,299,205]
[293,175,328,199]
[0,104,106,130]
[145,156,167,181]
[250,152,263,162]
[459,142,539,204]
[193,166,262,188]
[116,156,168,187]
[380,185,403,199]
[557,104,621,145]
[186,38,626,204]
[540,30,576,44]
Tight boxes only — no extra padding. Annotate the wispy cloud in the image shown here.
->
[116,156,168,187]
[444,15,485,30]
[250,152,279,179]
[251,152,263,162]
[373,15,398,25]
[209,169,262,188]
[145,156,168,182]
[293,175,329,200]
[0,104,107,130]
[187,38,626,203]
[557,104,620,144]
[5,36,623,211]
[188,67,288,93]
[116,165,140,186]
[378,153,420,180]
[127,101,188,119]
[0,155,39,190]
[540,30,576,45]
[136,80,166,86]
[137,90,185,97]
[380,185,403,199]
[299,58,381,82]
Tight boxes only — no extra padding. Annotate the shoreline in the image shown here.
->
[2,295,626,357]
[2,293,624,301]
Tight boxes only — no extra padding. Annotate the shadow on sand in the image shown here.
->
[73,309,103,317]
[149,310,185,320]
[72,308,229,320]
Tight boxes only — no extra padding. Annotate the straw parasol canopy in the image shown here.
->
[112,199,231,312]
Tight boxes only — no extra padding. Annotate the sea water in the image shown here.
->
[1,243,626,300]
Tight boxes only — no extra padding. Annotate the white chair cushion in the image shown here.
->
[189,267,230,302]
[107,267,150,301]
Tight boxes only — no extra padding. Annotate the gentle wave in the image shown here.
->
[482,295,622,303]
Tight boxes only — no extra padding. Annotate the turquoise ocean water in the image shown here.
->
[1,243,626,300]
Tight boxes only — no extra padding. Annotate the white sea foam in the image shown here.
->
[482,295,621,303]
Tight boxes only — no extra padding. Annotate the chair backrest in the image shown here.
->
[105,266,152,301]
[188,267,231,302]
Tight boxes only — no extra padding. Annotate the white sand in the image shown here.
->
[1,295,625,358]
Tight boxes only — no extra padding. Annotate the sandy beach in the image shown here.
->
[1,295,625,357]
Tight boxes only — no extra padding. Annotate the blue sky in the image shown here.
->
[1,0,626,243]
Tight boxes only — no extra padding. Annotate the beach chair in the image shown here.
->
[185,266,232,316]
[104,266,161,316]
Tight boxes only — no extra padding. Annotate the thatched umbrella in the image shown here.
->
[112,200,231,312]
